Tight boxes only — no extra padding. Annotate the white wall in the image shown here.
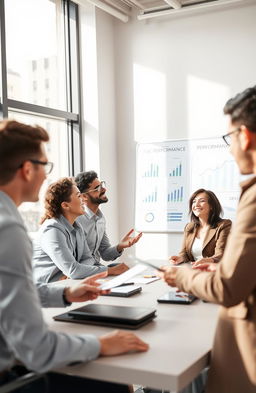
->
[96,9,119,243]
[79,3,119,243]
[112,3,256,261]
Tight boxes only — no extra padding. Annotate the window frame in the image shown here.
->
[0,0,83,176]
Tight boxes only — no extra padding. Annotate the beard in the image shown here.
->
[88,192,108,205]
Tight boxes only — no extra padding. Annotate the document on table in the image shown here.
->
[100,264,147,290]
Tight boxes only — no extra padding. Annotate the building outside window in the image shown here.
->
[0,0,82,234]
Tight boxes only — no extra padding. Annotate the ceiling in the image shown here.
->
[85,0,254,22]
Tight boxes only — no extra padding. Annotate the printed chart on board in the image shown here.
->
[189,138,243,225]
[135,141,190,232]
[135,137,246,232]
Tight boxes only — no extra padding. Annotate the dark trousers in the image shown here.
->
[0,367,130,393]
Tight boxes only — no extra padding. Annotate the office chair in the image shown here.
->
[0,372,46,393]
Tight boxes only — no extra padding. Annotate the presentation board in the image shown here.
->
[135,137,245,232]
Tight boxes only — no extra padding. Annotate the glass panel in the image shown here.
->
[0,6,3,115]
[5,0,67,110]
[69,2,79,113]
[9,111,70,234]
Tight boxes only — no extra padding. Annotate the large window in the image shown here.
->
[0,0,82,233]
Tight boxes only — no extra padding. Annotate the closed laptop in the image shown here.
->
[54,304,157,329]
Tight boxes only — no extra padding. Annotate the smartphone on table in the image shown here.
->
[157,291,197,304]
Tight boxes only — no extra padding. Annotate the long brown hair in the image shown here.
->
[188,188,223,229]
[40,177,75,224]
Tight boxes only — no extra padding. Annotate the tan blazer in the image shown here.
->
[179,219,232,262]
[175,176,256,393]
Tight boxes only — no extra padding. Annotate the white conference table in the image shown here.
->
[43,279,219,392]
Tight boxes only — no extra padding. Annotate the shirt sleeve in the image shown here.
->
[0,222,101,373]
[98,231,122,261]
[40,225,107,279]
[36,282,66,307]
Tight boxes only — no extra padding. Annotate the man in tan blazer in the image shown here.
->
[161,86,256,393]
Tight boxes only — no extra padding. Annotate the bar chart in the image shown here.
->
[167,186,184,203]
[169,163,182,177]
[143,188,158,203]
[143,163,159,177]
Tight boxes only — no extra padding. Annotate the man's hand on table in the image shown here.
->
[99,330,149,356]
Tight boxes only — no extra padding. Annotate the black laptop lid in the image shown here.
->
[68,304,156,324]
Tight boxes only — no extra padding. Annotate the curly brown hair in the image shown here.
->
[40,177,75,224]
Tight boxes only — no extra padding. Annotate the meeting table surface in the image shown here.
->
[42,277,219,392]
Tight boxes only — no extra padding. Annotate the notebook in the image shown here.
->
[54,304,157,329]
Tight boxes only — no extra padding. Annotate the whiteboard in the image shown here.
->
[135,137,244,232]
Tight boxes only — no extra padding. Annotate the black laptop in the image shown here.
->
[54,304,157,329]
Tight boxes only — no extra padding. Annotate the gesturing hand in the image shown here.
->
[108,263,129,276]
[64,271,108,303]
[117,229,142,252]
[158,265,179,287]
[169,255,183,265]
[191,257,214,267]
[192,262,217,272]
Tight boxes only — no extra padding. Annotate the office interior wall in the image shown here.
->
[79,3,119,243]
[95,9,119,243]
[112,3,256,261]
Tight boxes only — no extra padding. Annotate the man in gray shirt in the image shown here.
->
[0,120,148,392]
[75,171,142,275]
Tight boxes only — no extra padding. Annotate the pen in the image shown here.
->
[144,275,157,278]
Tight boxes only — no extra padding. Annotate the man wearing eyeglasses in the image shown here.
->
[75,171,142,276]
[159,86,256,393]
[0,120,148,392]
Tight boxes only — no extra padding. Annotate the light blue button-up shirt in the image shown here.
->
[76,206,122,264]
[0,191,100,374]
[33,214,107,283]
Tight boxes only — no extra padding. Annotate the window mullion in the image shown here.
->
[0,0,8,118]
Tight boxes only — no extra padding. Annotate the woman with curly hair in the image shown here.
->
[33,177,108,283]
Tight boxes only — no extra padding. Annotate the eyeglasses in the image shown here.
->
[30,159,54,174]
[19,159,54,175]
[86,181,106,193]
[222,127,241,146]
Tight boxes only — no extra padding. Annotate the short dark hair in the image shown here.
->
[75,171,98,193]
[224,86,256,133]
[40,177,75,224]
[189,188,223,228]
[0,120,49,185]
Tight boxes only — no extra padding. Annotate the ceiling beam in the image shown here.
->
[124,0,145,10]
[103,0,131,14]
[138,0,245,20]
[164,0,182,9]
[77,0,129,22]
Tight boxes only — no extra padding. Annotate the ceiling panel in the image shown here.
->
[87,0,254,21]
